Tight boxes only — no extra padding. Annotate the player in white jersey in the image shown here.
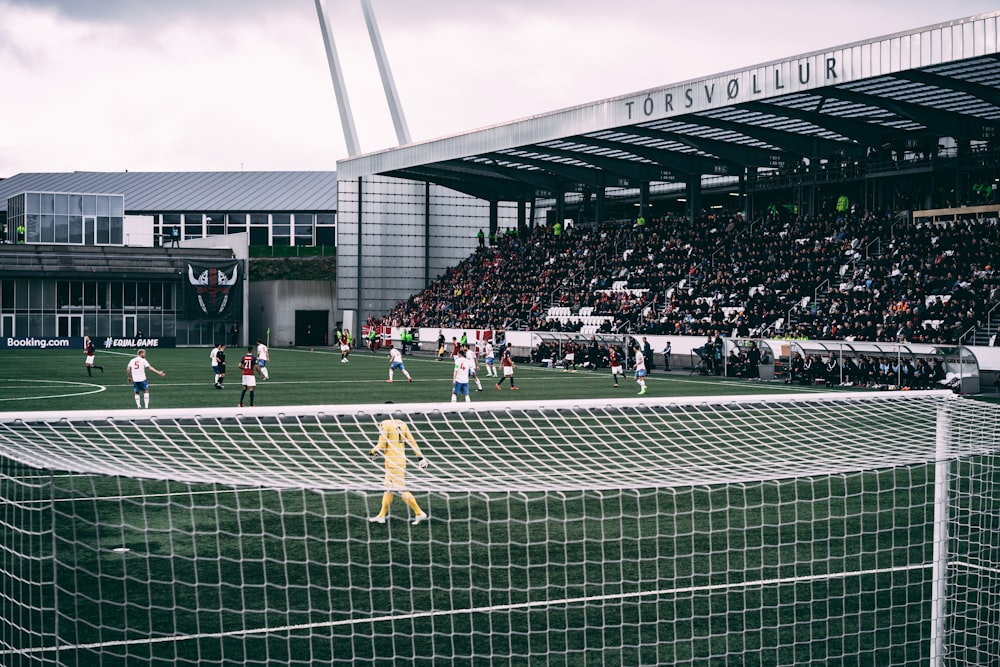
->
[255,339,270,380]
[387,345,412,383]
[633,344,648,395]
[465,345,484,391]
[483,341,497,377]
[451,354,472,403]
[126,349,165,408]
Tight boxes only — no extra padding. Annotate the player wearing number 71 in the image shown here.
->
[367,416,428,525]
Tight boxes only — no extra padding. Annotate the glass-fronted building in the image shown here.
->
[0,171,337,250]
[6,192,125,245]
[0,172,334,345]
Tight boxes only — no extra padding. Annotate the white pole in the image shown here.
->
[929,397,953,666]
[360,0,412,146]
[314,0,361,158]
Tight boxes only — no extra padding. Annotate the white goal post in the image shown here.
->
[0,391,996,665]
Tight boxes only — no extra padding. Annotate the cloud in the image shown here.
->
[1,0,998,174]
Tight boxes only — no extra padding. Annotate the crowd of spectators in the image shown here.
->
[379,207,1000,345]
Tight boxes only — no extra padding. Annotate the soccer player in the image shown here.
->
[483,340,497,377]
[367,416,428,525]
[609,346,624,387]
[465,344,484,391]
[633,343,648,395]
[210,343,224,388]
[238,346,262,407]
[126,349,165,408]
[435,330,446,361]
[386,344,412,383]
[563,340,577,372]
[83,335,103,376]
[452,352,472,403]
[216,344,227,389]
[339,330,351,363]
[256,339,270,380]
[496,343,518,390]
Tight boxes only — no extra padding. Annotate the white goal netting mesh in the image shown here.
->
[0,392,997,665]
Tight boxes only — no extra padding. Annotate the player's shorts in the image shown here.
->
[242,375,257,387]
[453,381,470,396]
[132,380,149,392]
[86,354,96,365]
[486,356,494,365]
[340,344,350,353]
[634,369,647,379]
[503,366,514,377]
[610,364,623,374]
[258,360,267,368]
[382,468,407,491]
[217,364,226,374]
[565,353,575,361]
[212,364,219,374]
[390,361,405,371]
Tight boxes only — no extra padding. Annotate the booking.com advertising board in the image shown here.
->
[0,336,177,350]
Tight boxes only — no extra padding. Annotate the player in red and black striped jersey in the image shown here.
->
[608,347,623,387]
[495,343,518,390]
[84,335,103,376]
[238,347,262,407]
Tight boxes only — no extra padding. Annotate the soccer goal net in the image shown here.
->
[0,391,996,665]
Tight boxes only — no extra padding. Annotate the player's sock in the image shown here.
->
[261,368,269,380]
[475,379,482,391]
[381,493,394,515]
[96,365,103,373]
[249,390,254,406]
[86,367,92,376]
[134,394,141,408]
[240,389,247,405]
[404,371,412,381]
[451,394,457,403]
[402,492,421,516]
[143,393,150,408]
[388,370,394,382]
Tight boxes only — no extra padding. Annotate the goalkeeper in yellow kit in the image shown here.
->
[367,417,429,525]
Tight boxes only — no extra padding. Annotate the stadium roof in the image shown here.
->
[0,171,337,213]
[337,11,1000,202]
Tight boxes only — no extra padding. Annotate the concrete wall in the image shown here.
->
[250,281,337,348]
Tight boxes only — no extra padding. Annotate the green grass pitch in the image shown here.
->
[0,345,826,414]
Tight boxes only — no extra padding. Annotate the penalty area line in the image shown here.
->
[4,561,938,657]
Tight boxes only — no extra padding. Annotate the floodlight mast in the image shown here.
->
[314,0,361,157]
[360,0,412,145]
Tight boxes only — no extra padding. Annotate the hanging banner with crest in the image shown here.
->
[184,261,243,320]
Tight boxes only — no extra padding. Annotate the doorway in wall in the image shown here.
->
[295,310,328,347]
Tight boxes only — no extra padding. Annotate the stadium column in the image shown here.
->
[489,200,499,244]
[516,200,526,240]
[555,185,565,229]
[686,175,702,221]
[595,185,606,226]
[639,181,649,222]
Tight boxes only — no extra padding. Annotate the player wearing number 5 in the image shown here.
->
[367,417,428,525]
[126,349,165,409]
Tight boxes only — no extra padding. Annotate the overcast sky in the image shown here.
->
[1,1,997,176]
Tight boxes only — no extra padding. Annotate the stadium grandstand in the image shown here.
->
[336,11,1000,363]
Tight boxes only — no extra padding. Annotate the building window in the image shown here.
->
[272,213,291,246]
[250,214,269,246]
[316,213,336,246]
[294,213,313,246]
[227,213,247,236]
